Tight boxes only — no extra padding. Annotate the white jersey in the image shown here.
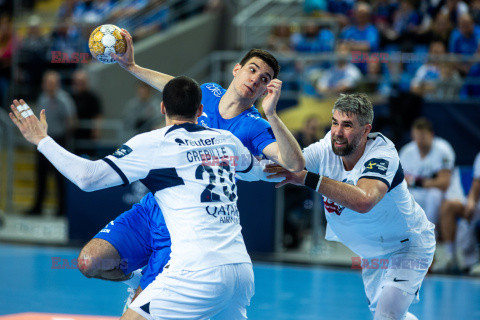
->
[104,123,256,271]
[303,131,435,258]
[399,137,455,180]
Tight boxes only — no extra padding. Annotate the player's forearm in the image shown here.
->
[37,137,123,191]
[299,171,382,213]
[265,114,305,172]
[316,176,376,213]
[127,64,174,92]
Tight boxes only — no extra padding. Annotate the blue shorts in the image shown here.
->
[94,193,171,289]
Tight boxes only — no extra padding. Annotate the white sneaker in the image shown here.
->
[122,287,136,314]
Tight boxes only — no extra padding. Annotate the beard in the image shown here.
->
[331,134,361,156]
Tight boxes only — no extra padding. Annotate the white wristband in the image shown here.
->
[316,175,323,192]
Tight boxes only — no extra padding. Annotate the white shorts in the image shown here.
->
[362,240,435,313]
[129,263,254,320]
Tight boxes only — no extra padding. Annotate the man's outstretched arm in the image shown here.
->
[264,166,388,213]
[9,99,123,191]
[112,29,173,92]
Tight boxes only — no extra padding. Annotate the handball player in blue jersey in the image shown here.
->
[78,29,305,305]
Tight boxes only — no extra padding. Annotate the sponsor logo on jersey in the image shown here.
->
[112,145,133,158]
[323,197,345,215]
[205,83,223,98]
[323,178,351,215]
[246,113,260,120]
[363,158,389,175]
[175,137,220,147]
[98,220,114,233]
[175,138,186,146]
[206,203,240,224]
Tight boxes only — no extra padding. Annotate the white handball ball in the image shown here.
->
[88,24,126,64]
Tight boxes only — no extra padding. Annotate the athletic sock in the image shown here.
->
[122,269,142,289]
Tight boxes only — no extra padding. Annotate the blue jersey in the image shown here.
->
[198,83,276,156]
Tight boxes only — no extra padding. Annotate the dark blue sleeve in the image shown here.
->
[249,117,276,156]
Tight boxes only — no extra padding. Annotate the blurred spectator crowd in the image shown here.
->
[266,0,480,105]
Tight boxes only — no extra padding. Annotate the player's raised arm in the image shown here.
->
[9,99,126,191]
[112,29,174,92]
[261,79,305,172]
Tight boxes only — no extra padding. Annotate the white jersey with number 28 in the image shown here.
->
[104,123,257,270]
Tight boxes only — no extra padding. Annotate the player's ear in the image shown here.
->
[160,101,166,115]
[364,123,372,136]
[196,104,204,118]
[232,64,241,77]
